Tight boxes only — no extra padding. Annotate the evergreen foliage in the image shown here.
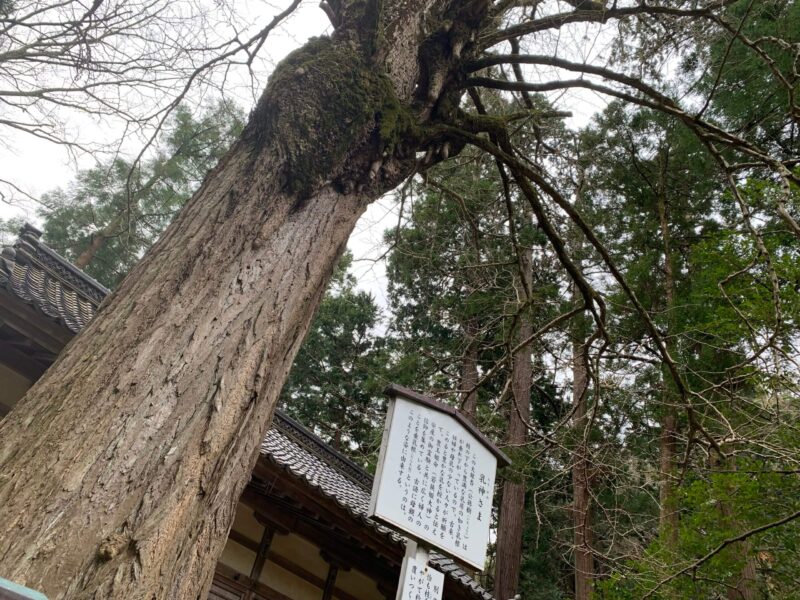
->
[39,102,245,287]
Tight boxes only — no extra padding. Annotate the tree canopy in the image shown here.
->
[0,1,798,599]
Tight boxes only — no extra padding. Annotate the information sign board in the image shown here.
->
[370,389,503,570]
[399,556,444,600]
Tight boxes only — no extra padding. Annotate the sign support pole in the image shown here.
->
[395,540,431,600]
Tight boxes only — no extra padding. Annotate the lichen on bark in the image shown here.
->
[242,35,414,199]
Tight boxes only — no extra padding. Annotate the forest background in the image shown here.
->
[1,1,799,599]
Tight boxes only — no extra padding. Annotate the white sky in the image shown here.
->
[0,0,611,309]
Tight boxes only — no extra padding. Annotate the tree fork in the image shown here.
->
[0,1,490,597]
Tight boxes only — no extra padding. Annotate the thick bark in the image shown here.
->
[0,1,489,598]
[493,247,532,600]
[709,452,760,600]
[728,554,759,600]
[0,144,369,600]
[658,409,678,543]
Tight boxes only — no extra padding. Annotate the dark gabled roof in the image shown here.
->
[264,412,494,600]
[0,224,495,600]
[0,224,108,334]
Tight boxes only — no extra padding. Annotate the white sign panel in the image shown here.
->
[400,557,444,600]
[369,395,498,569]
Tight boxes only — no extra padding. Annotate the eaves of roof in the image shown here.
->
[263,412,495,600]
[0,224,107,334]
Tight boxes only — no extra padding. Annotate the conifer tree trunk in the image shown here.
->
[571,330,593,600]
[656,146,759,595]
[710,452,760,600]
[0,1,485,597]
[656,148,679,547]
[493,245,532,600]
[73,167,169,270]
[74,222,116,269]
[570,169,593,600]
[660,146,758,595]
[459,208,482,424]
[727,551,759,600]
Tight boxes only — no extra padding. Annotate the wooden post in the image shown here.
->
[248,526,275,584]
[321,564,339,600]
[394,541,430,600]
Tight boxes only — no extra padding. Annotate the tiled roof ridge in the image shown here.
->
[8,223,110,305]
[272,410,374,490]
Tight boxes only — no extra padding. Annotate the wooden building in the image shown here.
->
[0,224,494,600]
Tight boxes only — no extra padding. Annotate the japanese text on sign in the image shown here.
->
[370,395,497,569]
[399,557,444,600]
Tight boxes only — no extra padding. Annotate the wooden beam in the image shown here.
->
[244,467,484,600]
[213,564,294,600]
[250,498,399,587]
[0,343,47,381]
[249,465,403,559]
[266,553,361,600]
[264,552,325,591]
[321,564,339,600]
[0,291,72,355]
[228,529,260,553]
[225,529,363,600]
[249,526,274,583]
[320,549,352,573]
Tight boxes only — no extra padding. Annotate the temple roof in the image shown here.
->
[0,224,494,600]
[0,224,108,334]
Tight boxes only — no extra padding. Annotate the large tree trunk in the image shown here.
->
[74,220,116,269]
[658,408,678,543]
[493,246,532,600]
[459,199,483,424]
[0,2,485,597]
[728,552,759,600]
[0,145,370,600]
[709,451,760,600]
